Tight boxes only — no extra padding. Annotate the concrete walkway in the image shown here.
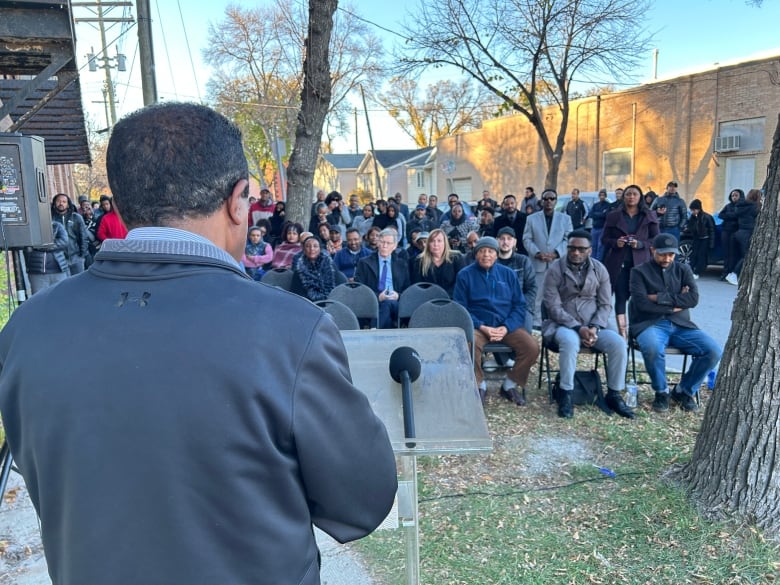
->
[0,271,738,584]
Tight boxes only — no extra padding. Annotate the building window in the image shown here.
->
[718,118,765,152]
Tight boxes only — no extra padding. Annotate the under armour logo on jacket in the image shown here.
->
[116,292,151,307]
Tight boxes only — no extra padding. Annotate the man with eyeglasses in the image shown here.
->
[542,230,633,419]
[355,228,410,328]
[522,188,573,328]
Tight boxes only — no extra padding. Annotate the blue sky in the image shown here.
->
[74,0,780,150]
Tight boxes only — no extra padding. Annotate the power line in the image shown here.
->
[336,5,410,42]
[176,0,202,102]
[155,0,178,99]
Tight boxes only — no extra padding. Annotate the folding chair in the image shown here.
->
[260,268,293,291]
[538,336,606,402]
[328,282,379,328]
[408,299,475,363]
[627,298,696,403]
[314,299,360,331]
[397,282,449,327]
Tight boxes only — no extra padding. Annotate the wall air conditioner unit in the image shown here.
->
[715,135,741,152]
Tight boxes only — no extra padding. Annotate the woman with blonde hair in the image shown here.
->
[411,228,465,297]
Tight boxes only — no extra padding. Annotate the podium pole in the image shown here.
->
[399,454,420,585]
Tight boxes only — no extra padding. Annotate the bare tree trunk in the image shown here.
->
[675,114,780,537]
[285,0,338,226]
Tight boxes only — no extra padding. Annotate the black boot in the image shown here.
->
[606,390,635,419]
[557,389,573,418]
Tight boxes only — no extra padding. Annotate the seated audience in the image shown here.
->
[242,226,273,280]
[364,225,381,252]
[333,228,372,280]
[454,237,539,406]
[270,222,303,269]
[542,230,633,419]
[629,234,722,413]
[440,202,478,252]
[495,227,536,332]
[411,228,465,297]
[291,236,338,302]
[355,228,410,328]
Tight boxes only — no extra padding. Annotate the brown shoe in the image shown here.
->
[500,387,526,406]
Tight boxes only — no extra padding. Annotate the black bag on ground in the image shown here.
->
[552,370,613,415]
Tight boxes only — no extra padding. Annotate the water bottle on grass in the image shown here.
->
[625,377,638,408]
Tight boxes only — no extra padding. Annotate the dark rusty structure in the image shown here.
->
[0,0,90,165]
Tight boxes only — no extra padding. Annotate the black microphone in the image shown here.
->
[389,346,422,448]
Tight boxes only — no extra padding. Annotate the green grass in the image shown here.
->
[353,360,780,584]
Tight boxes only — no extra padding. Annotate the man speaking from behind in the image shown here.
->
[0,103,397,585]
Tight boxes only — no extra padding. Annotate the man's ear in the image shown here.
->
[226,179,249,226]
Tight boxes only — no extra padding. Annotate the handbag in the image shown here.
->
[552,370,613,415]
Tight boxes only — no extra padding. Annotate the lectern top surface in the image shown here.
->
[340,328,492,455]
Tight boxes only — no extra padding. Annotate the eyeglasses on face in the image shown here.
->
[567,245,591,252]
[542,197,557,201]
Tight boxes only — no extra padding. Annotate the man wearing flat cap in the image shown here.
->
[454,236,540,405]
[629,233,722,413]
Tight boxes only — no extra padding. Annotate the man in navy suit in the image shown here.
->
[355,228,410,328]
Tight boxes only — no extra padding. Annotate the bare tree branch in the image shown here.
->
[397,0,652,188]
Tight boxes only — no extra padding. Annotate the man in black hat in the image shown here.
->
[629,233,722,413]
[454,236,539,405]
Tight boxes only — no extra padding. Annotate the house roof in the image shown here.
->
[322,153,364,169]
[371,148,433,169]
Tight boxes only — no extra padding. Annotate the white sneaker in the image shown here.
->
[725,272,738,286]
[692,273,699,280]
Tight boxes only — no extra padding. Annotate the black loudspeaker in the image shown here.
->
[0,134,53,248]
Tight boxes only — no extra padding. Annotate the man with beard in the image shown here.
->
[333,227,371,280]
[492,194,526,253]
[51,193,90,275]
[496,227,536,333]
[629,233,722,413]
[542,230,633,419]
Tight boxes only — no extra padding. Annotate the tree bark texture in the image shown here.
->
[285,0,337,227]
[677,114,780,537]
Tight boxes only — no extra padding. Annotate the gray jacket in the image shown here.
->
[0,237,397,585]
[541,257,612,341]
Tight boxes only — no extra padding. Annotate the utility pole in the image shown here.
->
[136,0,157,105]
[73,1,134,130]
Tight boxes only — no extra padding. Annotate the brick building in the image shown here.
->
[434,53,780,212]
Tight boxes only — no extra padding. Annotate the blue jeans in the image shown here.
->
[553,328,627,391]
[635,320,722,396]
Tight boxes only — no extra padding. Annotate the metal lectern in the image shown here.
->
[340,328,492,585]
